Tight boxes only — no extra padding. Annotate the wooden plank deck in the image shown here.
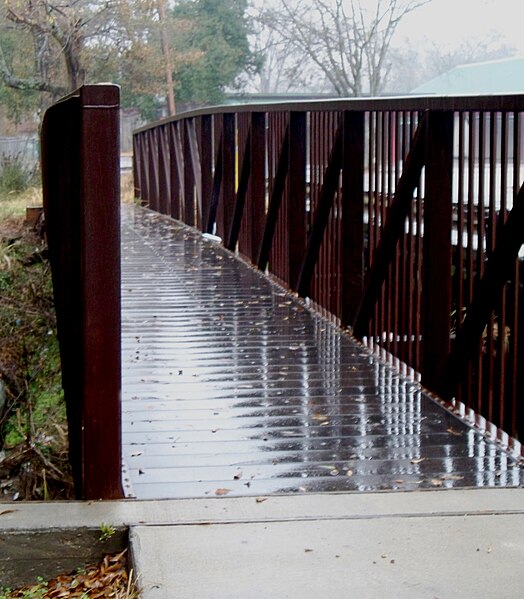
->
[121,205,523,499]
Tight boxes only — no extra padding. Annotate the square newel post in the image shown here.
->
[288,111,307,291]
[422,111,454,394]
[80,85,122,500]
[42,84,123,500]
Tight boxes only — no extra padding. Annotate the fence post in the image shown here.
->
[42,84,122,500]
[288,112,307,290]
[341,111,365,328]
[158,125,171,215]
[200,115,213,231]
[222,113,236,242]
[249,112,266,264]
[422,110,454,394]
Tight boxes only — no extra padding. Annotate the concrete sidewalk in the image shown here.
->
[1,488,523,597]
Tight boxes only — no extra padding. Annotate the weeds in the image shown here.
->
[0,153,39,194]
[98,523,117,542]
[0,193,72,500]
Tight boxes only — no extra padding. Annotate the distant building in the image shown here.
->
[411,56,524,95]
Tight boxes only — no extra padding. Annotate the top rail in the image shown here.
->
[135,93,524,133]
[133,94,524,454]
[41,84,123,499]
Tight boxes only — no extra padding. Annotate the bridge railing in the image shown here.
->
[41,85,123,499]
[134,96,524,452]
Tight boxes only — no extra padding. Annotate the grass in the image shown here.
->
[0,187,41,221]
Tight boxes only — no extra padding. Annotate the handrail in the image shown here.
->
[134,93,524,132]
[134,94,524,453]
[41,84,123,499]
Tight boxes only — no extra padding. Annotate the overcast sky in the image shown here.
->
[394,0,524,53]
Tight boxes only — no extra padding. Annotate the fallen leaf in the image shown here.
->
[440,474,464,481]
[431,479,444,487]
[304,548,314,553]
[256,497,268,503]
[130,451,143,457]
[487,545,493,554]
[215,488,231,496]
[410,457,426,464]
[447,427,462,436]
[0,509,18,516]
[346,470,354,477]
[312,414,329,422]
[233,471,243,480]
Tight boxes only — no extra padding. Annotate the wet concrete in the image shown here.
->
[121,205,523,499]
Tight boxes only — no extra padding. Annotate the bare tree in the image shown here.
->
[386,34,517,94]
[255,0,429,97]
[246,21,323,94]
[0,0,141,98]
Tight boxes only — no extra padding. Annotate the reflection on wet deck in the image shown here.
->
[121,205,523,499]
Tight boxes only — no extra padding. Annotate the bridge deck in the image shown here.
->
[121,205,523,499]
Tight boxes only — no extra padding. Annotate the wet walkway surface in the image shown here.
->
[120,205,523,499]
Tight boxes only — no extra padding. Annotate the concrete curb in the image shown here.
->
[1,488,523,594]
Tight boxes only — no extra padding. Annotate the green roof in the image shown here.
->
[411,56,524,95]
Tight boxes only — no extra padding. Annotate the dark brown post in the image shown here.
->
[147,129,160,211]
[186,119,203,228]
[341,111,365,328]
[288,112,307,290]
[137,134,150,206]
[422,111,454,394]
[200,115,213,230]
[132,134,142,200]
[158,125,170,215]
[41,84,122,500]
[222,113,236,243]
[250,112,266,264]
[183,119,195,226]
[170,122,185,220]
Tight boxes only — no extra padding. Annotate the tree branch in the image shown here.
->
[0,42,66,96]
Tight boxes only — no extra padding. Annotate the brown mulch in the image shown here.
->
[3,550,138,598]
